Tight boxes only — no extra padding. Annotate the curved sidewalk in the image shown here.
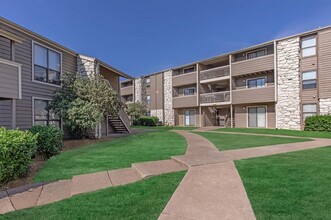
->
[159,130,331,220]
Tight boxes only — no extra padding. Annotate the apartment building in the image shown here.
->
[0,17,132,135]
[121,26,331,130]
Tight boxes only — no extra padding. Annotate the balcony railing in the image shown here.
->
[231,54,274,77]
[200,66,230,81]
[200,91,230,104]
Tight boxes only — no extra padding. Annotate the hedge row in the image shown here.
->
[134,116,160,126]
[305,115,331,132]
[0,125,63,184]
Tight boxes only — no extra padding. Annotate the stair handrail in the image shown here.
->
[118,108,131,133]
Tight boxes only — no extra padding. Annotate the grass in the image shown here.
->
[217,128,331,139]
[34,131,186,182]
[131,125,197,131]
[0,172,186,220]
[194,132,311,151]
[236,146,331,220]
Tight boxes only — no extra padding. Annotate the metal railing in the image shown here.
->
[200,66,230,81]
[200,91,230,104]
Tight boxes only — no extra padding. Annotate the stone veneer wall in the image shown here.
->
[134,78,142,103]
[276,37,301,130]
[141,77,148,105]
[163,70,174,125]
[320,98,331,115]
[77,55,98,76]
[151,109,164,122]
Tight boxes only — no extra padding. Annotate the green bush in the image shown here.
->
[29,125,63,159]
[0,127,38,184]
[137,116,160,126]
[305,115,331,132]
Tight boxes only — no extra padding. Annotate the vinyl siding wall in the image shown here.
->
[0,23,77,129]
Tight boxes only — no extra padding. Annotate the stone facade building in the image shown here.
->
[121,26,331,130]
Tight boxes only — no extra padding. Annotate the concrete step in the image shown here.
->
[132,159,188,179]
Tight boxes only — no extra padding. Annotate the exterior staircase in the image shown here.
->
[108,108,131,133]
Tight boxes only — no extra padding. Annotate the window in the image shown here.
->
[247,49,266,59]
[184,110,195,126]
[247,77,266,88]
[301,36,316,57]
[302,71,317,89]
[248,107,266,128]
[183,66,195,74]
[145,78,150,86]
[34,99,60,127]
[183,88,195,96]
[146,95,151,104]
[33,43,61,85]
[303,104,317,119]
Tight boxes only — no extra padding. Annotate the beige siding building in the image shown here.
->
[121,25,331,130]
[0,17,132,135]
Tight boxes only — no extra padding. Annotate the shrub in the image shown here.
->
[137,116,159,126]
[0,127,38,184]
[29,125,63,159]
[304,115,331,132]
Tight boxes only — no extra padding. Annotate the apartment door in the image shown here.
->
[184,110,195,126]
[248,107,266,128]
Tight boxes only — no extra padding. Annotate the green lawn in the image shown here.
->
[236,146,331,220]
[34,131,186,182]
[217,128,331,139]
[194,132,311,151]
[0,172,186,220]
[132,125,197,131]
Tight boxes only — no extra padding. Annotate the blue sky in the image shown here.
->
[1,0,331,78]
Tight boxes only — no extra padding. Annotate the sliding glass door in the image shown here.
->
[184,110,195,126]
[248,107,266,128]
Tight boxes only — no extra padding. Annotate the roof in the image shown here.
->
[138,24,331,78]
[0,16,133,79]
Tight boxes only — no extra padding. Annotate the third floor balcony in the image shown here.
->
[200,65,230,83]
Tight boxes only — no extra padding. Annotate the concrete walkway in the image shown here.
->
[0,159,188,214]
[159,130,331,220]
[1,129,331,218]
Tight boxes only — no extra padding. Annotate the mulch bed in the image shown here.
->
[0,137,113,191]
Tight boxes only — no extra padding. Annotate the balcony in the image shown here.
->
[231,54,274,77]
[200,91,230,106]
[121,85,133,96]
[232,86,275,104]
[0,58,21,100]
[172,72,197,87]
[200,66,230,83]
[173,95,197,108]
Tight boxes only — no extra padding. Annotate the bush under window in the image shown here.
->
[0,127,38,184]
[136,116,160,126]
[29,125,63,159]
[304,115,331,132]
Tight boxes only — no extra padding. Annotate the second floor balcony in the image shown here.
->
[200,91,230,106]
[200,65,230,83]
[121,85,134,96]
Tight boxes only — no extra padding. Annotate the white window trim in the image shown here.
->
[302,70,317,90]
[302,103,318,120]
[183,87,196,96]
[246,48,267,60]
[246,76,267,89]
[32,41,63,87]
[301,35,317,58]
[183,109,196,126]
[183,66,196,74]
[246,105,268,128]
[32,96,62,129]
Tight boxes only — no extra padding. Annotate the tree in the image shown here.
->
[125,102,146,123]
[48,72,121,139]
